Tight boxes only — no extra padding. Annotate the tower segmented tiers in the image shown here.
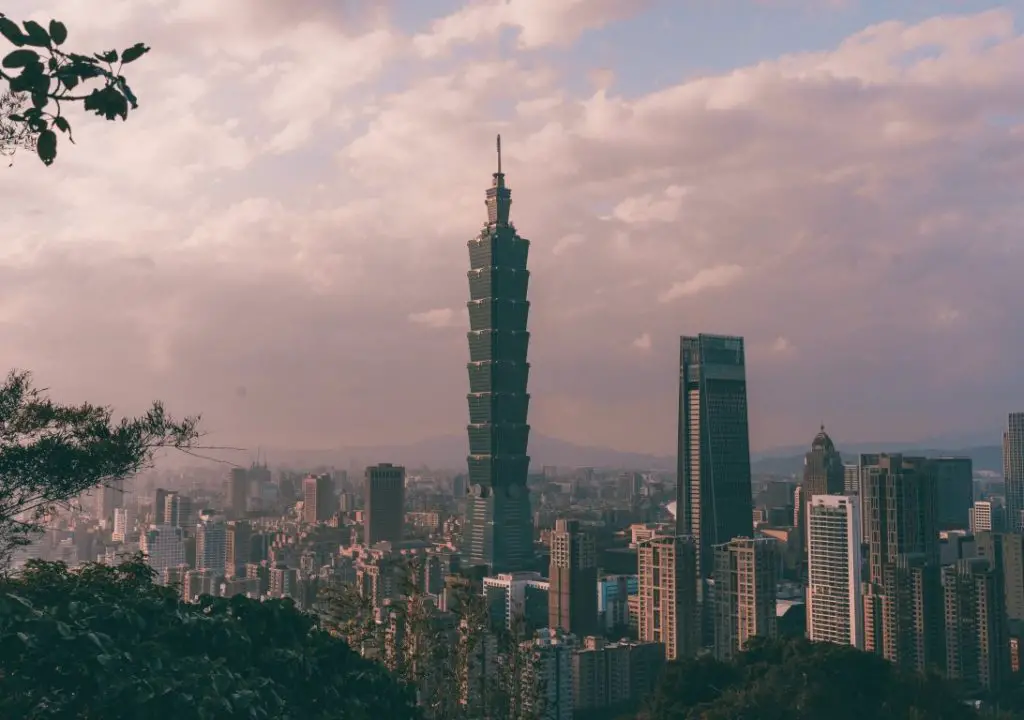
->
[463,136,534,574]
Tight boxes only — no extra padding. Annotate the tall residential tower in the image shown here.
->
[463,137,534,573]
[1004,413,1024,532]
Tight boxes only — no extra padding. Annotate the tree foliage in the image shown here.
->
[0,370,198,569]
[0,556,422,719]
[638,637,982,720]
[320,558,548,719]
[0,12,148,164]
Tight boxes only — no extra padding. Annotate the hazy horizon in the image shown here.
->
[2,0,1024,457]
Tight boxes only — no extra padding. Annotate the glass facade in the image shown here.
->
[463,142,534,573]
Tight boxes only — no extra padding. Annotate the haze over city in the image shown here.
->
[1,0,1022,456]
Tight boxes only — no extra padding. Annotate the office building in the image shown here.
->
[225,520,251,578]
[598,574,639,632]
[638,535,699,661]
[976,532,1024,623]
[548,518,598,636]
[713,537,778,660]
[1005,413,1024,531]
[806,495,863,648]
[154,488,168,524]
[93,478,124,523]
[676,334,754,643]
[464,137,535,574]
[112,507,133,544]
[195,511,227,573]
[227,467,248,519]
[302,473,333,524]
[163,492,192,528]
[364,463,406,545]
[797,427,844,578]
[942,558,1009,694]
[932,457,973,531]
[573,636,665,715]
[843,464,860,495]
[140,525,186,576]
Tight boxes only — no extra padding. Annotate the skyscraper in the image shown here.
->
[676,334,754,641]
[860,455,943,671]
[1004,413,1024,532]
[806,495,863,648]
[797,426,844,579]
[302,473,333,524]
[712,537,778,661]
[364,463,405,545]
[548,518,598,637]
[932,457,973,531]
[196,510,227,574]
[227,467,248,519]
[976,532,1024,623]
[463,136,534,574]
[637,535,699,661]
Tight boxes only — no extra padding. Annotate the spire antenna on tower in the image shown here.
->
[496,133,502,174]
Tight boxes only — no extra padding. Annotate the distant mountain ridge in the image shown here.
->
[235,434,675,473]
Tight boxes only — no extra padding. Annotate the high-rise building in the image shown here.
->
[463,137,534,574]
[548,518,598,636]
[676,333,754,642]
[806,495,863,648]
[520,629,574,720]
[797,426,844,578]
[227,467,249,519]
[482,571,550,632]
[163,492,192,528]
[843,464,860,495]
[976,532,1024,623]
[860,455,942,672]
[195,511,227,574]
[637,535,699,661]
[364,463,405,545]
[1005,413,1024,532]
[942,558,1009,694]
[140,524,186,576]
[971,500,1004,533]
[93,478,125,523]
[112,506,134,544]
[713,537,778,660]
[154,488,168,524]
[932,457,973,531]
[302,473,333,524]
[225,520,251,578]
[860,454,939,585]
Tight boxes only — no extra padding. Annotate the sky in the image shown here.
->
[1,0,1023,456]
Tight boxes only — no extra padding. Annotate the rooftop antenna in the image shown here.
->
[496,133,502,174]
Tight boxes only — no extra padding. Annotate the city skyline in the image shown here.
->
[1,1,1024,457]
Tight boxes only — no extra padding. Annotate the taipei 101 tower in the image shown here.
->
[462,136,535,574]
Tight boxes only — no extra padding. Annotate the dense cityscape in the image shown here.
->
[10,140,1024,719]
[2,2,1024,719]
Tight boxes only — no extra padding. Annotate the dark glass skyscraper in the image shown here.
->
[463,137,534,574]
[676,334,754,583]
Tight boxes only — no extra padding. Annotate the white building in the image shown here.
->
[112,506,134,543]
[140,524,186,576]
[806,495,863,648]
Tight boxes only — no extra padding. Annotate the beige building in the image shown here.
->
[637,535,698,661]
[713,536,778,660]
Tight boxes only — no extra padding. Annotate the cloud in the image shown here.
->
[409,308,462,329]
[659,265,745,303]
[0,4,1021,455]
[632,333,652,351]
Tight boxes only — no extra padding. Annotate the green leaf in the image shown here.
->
[48,19,67,46]
[21,20,50,48]
[94,49,118,63]
[120,43,149,64]
[0,17,26,47]
[36,129,56,166]
[54,115,71,135]
[2,48,38,68]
